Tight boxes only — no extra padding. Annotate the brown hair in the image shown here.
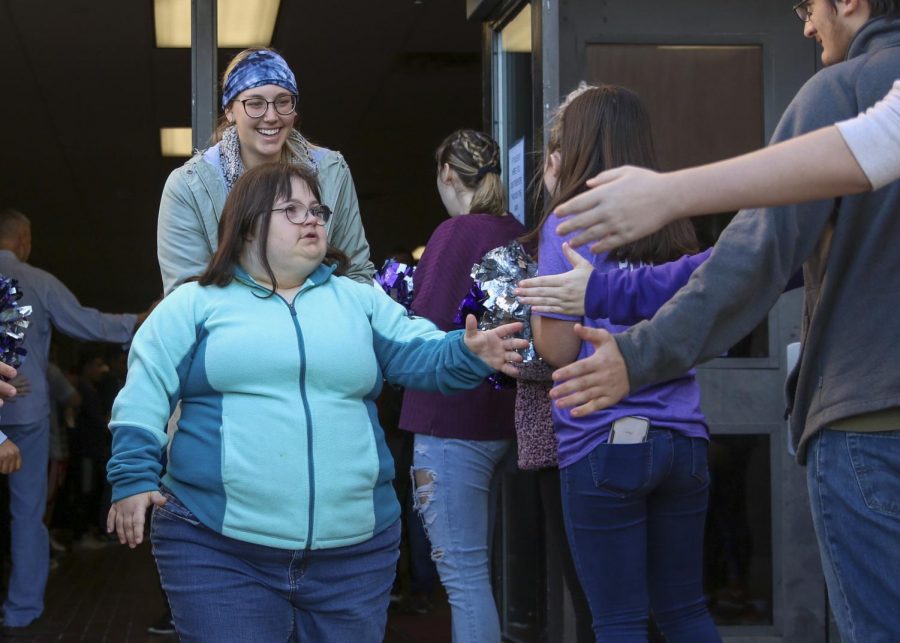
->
[198,162,347,296]
[435,129,507,217]
[523,84,697,264]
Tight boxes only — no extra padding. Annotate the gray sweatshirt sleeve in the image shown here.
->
[615,78,856,390]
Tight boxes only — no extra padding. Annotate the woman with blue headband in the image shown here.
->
[157,47,374,295]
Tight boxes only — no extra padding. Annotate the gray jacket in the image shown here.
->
[157,143,375,295]
[615,17,900,463]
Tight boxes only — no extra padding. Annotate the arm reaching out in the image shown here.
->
[549,324,630,416]
[515,243,593,316]
[554,125,870,253]
[462,315,528,377]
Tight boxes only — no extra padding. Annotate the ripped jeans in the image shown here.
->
[411,434,513,643]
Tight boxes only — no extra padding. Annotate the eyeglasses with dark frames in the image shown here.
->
[792,0,813,22]
[237,94,298,118]
[271,203,332,226]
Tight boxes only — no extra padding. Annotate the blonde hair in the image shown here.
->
[435,130,506,217]
[212,47,307,161]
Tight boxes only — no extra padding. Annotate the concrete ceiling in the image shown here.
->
[0,0,484,312]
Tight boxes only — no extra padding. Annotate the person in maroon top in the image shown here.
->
[401,130,525,642]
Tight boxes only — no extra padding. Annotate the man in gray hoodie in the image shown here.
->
[549,1,900,640]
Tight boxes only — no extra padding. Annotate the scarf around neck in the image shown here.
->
[218,125,316,193]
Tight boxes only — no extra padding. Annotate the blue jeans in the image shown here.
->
[1,419,50,627]
[561,429,720,643]
[807,428,900,643]
[411,434,513,643]
[151,488,399,643]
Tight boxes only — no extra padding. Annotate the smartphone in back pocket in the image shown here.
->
[608,416,650,444]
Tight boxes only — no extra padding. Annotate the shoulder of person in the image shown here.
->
[307,144,351,175]
[165,149,218,190]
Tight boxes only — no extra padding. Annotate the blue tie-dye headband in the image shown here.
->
[221,50,298,109]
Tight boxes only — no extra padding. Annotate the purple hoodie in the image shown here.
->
[536,219,709,469]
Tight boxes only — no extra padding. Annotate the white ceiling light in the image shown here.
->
[154,0,281,48]
[160,127,193,157]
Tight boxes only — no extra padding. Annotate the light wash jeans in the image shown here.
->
[411,434,513,643]
[807,428,900,643]
[151,487,400,643]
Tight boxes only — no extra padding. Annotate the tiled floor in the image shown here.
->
[2,543,450,642]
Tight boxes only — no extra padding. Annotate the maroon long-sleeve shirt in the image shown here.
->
[399,213,526,440]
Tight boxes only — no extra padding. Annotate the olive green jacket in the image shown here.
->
[157,143,374,295]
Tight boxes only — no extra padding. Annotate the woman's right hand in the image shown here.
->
[554,166,678,253]
[107,491,168,549]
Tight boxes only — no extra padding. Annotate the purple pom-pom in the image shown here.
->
[375,259,416,312]
[0,276,32,368]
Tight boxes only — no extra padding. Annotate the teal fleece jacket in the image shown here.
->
[107,264,493,550]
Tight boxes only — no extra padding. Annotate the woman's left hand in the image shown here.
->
[463,316,528,377]
[514,243,593,316]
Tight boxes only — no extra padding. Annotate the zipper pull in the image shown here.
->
[288,303,297,317]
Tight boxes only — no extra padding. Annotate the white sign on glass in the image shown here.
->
[508,137,526,224]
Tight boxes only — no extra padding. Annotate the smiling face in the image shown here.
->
[262,176,327,282]
[224,84,297,169]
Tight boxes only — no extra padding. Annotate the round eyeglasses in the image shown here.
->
[237,94,298,118]
[792,0,813,22]
[272,203,332,226]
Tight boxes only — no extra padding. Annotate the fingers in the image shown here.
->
[492,321,524,337]
[120,504,145,548]
[564,222,611,249]
[0,380,16,400]
[584,166,627,188]
[150,491,168,507]
[516,293,562,308]
[562,242,592,267]
[569,398,609,417]
[517,274,564,290]
[107,505,118,537]
[499,362,523,378]
[568,324,608,347]
[115,507,126,545]
[554,183,604,217]
[464,314,477,335]
[590,234,626,254]
[0,363,16,380]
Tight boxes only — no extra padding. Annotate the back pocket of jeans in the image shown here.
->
[847,432,900,518]
[587,441,653,497]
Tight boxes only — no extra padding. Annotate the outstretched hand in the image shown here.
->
[107,491,167,548]
[554,166,678,253]
[550,324,630,416]
[515,242,593,315]
[463,315,528,377]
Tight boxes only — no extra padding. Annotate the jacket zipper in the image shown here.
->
[280,295,316,549]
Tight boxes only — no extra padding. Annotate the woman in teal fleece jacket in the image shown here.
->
[106,162,525,642]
